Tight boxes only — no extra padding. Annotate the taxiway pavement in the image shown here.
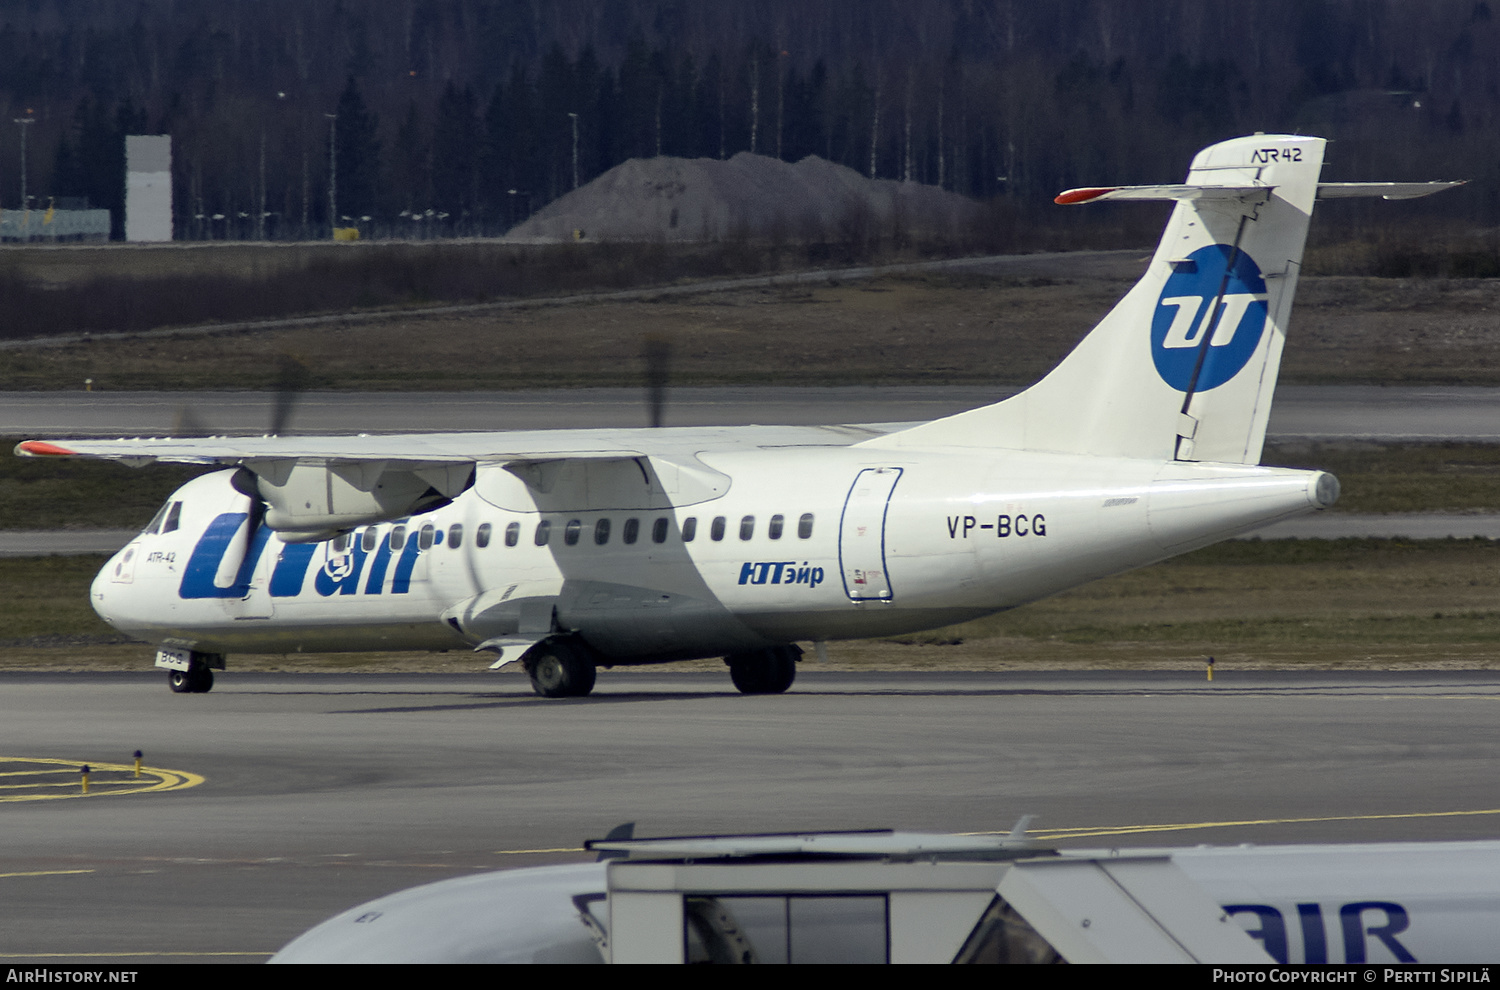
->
[3,669,1500,963]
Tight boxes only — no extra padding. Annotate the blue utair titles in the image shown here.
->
[179,513,426,600]
[739,561,824,588]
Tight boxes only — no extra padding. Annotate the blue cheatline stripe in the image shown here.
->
[179,513,272,600]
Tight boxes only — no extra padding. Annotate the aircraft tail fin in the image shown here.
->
[864,135,1457,464]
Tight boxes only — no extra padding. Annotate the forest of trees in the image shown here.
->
[0,0,1496,240]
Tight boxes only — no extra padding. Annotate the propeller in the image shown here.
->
[270,353,309,436]
[643,334,673,428]
[168,351,309,438]
[171,404,210,437]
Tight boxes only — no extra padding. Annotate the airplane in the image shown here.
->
[16,134,1458,698]
[268,827,1500,964]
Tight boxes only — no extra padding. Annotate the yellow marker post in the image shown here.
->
[133,751,143,779]
[79,765,89,795]
[1206,656,1215,682]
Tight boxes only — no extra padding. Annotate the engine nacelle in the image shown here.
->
[244,459,475,542]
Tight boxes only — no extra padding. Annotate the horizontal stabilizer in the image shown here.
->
[1055,184,1270,205]
[1316,181,1464,200]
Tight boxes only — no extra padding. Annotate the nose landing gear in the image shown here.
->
[167,665,214,693]
[159,649,222,694]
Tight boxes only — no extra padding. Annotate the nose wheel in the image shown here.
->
[167,661,215,694]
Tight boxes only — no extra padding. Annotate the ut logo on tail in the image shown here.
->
[1150,244,1269,392]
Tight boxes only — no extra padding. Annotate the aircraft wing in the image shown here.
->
[14,423,889,467]
[16,424,891,540]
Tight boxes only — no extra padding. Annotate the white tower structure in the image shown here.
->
[125,135,172,242]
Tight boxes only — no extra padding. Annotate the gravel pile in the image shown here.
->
[502,152,980,243]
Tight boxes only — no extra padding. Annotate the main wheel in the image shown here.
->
[526,640,598,698]
[726,646,799,695]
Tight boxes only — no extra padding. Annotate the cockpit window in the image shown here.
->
[142,502,170,535]
[162,501,183,534]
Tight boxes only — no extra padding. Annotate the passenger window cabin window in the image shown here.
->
[682,517,697,542]
[163,501,182,534]
[362,528,379,552]
[564,519,582,546]
[534,520,551,546]
[594,518,611,545]
[506,522,520,547]
[652,517,669,543]
[769,514,784,539]
[798,513,814,539]
[711,516,726,541]
[331,532,350,553]
[623,518,640,545]
[391,525,407,550]
[418,524,435,550]
[448,523,463,549]
[740,515,755,540]
[476,523,492,548]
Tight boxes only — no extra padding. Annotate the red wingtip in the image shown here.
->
[1054,187,1116,206]
[16,440,78,456]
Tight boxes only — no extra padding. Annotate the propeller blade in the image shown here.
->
[171,404,210,437]
[270,353,310,436]
[643,335,672,428]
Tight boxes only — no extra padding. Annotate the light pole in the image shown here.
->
[325,112,337,238]
[567,112,579,191]
[13,115,33,233]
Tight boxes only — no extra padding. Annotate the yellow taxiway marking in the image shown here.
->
[0,870,94,879]
[494,808,1500,856]
[0,768,80,777]
[1019,807,1500,841]
[0,757,203,802]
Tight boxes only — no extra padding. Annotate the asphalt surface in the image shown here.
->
[3,669,1499,963]
[3,384,1500,437]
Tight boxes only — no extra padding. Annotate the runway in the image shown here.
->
[4,669,1500,963]
[3,384,1500,438]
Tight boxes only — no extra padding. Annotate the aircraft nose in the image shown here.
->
[90,544,138,630]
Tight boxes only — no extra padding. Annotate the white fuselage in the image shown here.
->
[91,432,1333,663]
[268,839,1500,964]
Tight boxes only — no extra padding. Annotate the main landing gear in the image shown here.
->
[524,639,599,699]
[725,645,800,695]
